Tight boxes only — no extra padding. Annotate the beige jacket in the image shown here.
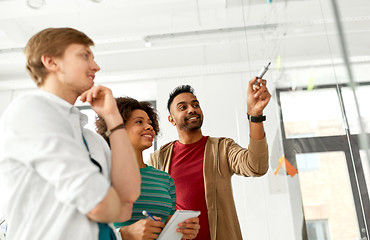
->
[148,136,269,240]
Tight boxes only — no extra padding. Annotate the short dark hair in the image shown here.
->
[167,85,195,112]
[96,97,159,146]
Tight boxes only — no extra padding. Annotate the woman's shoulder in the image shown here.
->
[144,165,172,178]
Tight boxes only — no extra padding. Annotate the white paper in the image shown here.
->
[157,210,201,240]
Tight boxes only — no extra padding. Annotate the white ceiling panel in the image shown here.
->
[0,0,369,90]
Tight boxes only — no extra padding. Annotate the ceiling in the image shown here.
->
[0,0,370,91]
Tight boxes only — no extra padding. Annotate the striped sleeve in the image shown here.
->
[169,175,176,215]
[114,166,176,228]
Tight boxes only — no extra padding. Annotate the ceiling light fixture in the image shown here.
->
[143,38,152,48]
[143,24,279,44]
[27,0,46,9]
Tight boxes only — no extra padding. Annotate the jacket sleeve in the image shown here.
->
[147,142,175,172]
[223,137,269,177]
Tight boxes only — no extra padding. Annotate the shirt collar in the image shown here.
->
[37,89,88,127]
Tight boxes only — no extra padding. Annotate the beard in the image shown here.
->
[178,114,203,131]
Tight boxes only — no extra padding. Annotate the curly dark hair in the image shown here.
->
[96,97,159,146]
[167,85,195,112]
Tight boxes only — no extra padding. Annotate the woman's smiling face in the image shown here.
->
[125,109,156,152]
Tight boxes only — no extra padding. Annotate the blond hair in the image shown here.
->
[24,27,94,86]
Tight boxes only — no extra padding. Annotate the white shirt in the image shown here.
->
[0,90,113,240]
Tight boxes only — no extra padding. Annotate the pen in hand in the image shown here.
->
[142,210,158,221]
[254,62,271,88]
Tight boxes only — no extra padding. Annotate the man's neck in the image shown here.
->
[40,76,78,105]
[178,129,203,144]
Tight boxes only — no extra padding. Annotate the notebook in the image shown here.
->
[157,210,201,240]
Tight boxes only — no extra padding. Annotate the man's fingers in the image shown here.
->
[259,91,271,101]
[253,84,270,97]
[80,92,87,102]
[91,85,105,98]
[81,85,110,105]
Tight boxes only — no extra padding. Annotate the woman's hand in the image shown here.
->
[119,216,165,240]
[177,217,200,240]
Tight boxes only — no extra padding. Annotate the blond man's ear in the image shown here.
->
[41,55,58,72]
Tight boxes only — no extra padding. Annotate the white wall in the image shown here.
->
[0,91,14,118]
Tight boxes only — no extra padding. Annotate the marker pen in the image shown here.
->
[254,62,271,86]
[142,210,157,221]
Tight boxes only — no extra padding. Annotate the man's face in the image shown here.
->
[168,92,204,132]
[54,43,100,96]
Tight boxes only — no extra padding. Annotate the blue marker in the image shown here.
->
[142,210,157,221]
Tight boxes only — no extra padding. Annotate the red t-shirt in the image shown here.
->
[169,136,211,240]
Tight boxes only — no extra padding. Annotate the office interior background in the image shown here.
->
[0,0,369,239]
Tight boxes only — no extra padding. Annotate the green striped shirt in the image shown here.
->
[114,165,176,227]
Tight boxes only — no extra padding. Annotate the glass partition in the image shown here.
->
[298,152,360,240]
[278,84,370,240]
